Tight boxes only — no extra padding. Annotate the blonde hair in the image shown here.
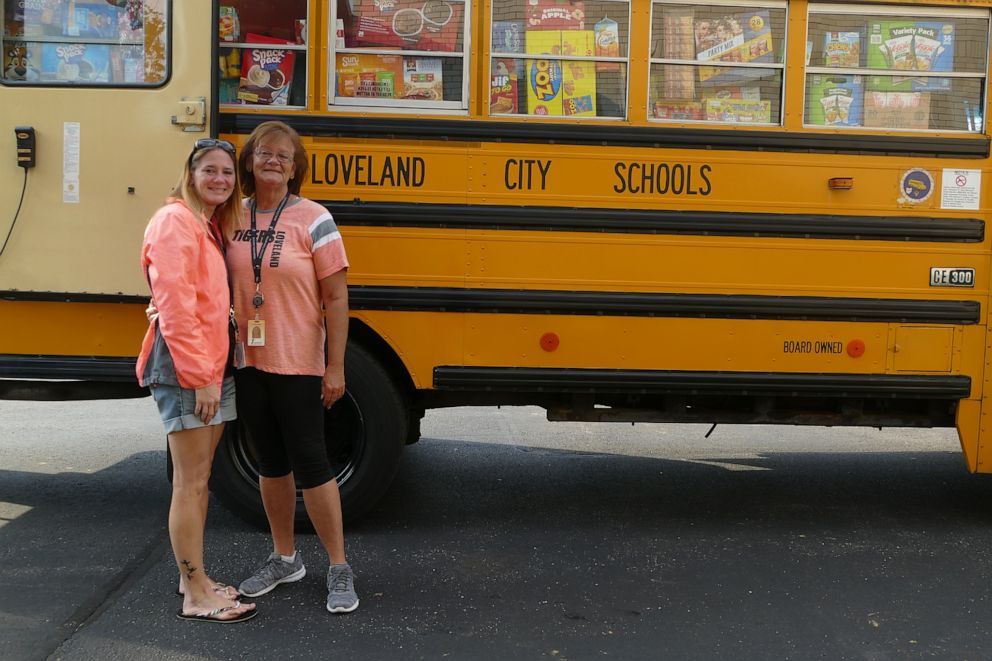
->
[169,144,243,236]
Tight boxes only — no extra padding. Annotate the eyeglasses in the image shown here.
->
[253,148,294,165]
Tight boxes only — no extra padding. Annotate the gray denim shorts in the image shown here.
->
[150,376,237,433]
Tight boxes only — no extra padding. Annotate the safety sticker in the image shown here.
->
[940,169,981,210]
[899,168,933,204]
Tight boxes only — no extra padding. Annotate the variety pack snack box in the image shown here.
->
[806,74,864,127]
[337,53,403,98]
[355,0,462,52]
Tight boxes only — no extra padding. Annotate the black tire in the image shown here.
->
[210,341,409,528]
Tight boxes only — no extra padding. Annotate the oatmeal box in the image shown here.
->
[238,33,296,105]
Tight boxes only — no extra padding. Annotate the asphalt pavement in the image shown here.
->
[3,400,992,660]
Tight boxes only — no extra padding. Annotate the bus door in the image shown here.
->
[0,1,214,391]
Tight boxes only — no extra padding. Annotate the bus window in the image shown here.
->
[217,0,309,108]
[648,1,786,124]
[331,0,469,111]
[805,4,989,132]
[1,0,167,86]
[489,0,630,119]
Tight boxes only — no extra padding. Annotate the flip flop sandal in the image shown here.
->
[175,583,240,599]
[176,602,257,623]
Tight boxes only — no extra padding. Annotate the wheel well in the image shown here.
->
[348,318,416,399]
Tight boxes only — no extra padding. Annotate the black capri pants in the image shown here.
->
[233,367,334,489]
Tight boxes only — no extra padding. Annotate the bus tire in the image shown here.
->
[209,341,409,529]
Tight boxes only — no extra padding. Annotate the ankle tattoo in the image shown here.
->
[180,559,198,578]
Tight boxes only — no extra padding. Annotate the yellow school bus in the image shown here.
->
[1,0,990,523]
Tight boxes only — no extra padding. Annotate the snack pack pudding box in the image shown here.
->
[238,33,295,105]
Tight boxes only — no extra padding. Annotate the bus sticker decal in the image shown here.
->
[899,168,933,204]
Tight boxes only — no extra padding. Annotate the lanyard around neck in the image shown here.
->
[248,193,290,286]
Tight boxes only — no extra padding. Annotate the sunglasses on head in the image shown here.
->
[189,138,236,163]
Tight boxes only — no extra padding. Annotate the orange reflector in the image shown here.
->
[540,332,560,352]
[847,339,865,358]
[828,177,854,190]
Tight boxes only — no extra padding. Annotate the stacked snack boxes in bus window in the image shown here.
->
[238,34,295,105]
[863,90,931,129]
[807,74,864,127]
[704,97,770,123]
[337,53,404,98]
[355,0,462,52]
[653,101,704,120]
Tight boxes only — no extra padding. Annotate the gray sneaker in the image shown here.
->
[239,552,306,597]
[326,563,359,613]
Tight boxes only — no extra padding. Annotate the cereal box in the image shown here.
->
[238,34,295,105]
[336,53,404,98]
[863,90,931,129]
[355,0,462,53]
[20,0,63,37]
[806,74,863,127]
[63,2,118,39]
[823,32,860,68]
[526,0,585,31]
[490,58,519,114]
[402,57,442,101]
[866,21,953,91]
[40,42,110,82]
[704,98,771,123]
[3,41,42,82]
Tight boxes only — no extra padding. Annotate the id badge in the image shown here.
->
[234,341,247,369]
[247,319,266,347]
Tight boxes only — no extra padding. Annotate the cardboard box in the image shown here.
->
[355,0,462,52]
[402,56,442,101]
[492,20,524,53]
[40,42,110,82]
[336,53,404,98]
[2,41,42,81]
[525,30,596,117]
[823,31,860,68]
[653,101,704,120]
[238,34,295,105]
[863,90,931,129]
[490,58,519,114]
[704,98,771,123]
[63,2,118,39]
[696,10,773,84]
[526,0,585,31]
[19,0,63,37]
[806,74,863,127]
[866,21,954,91]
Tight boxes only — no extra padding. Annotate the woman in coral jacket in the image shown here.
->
[136,139,256,624]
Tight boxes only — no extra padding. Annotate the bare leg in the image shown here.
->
[302,478,347,565]
[175,424,237,598]
[260,473,298,556]
[170,425,254,618]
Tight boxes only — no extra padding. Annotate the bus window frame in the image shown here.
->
[0,0,173,89]
[647,0,789,127]
[803,2,991,134]
[327,0,473,114]
[487,0,633,121]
